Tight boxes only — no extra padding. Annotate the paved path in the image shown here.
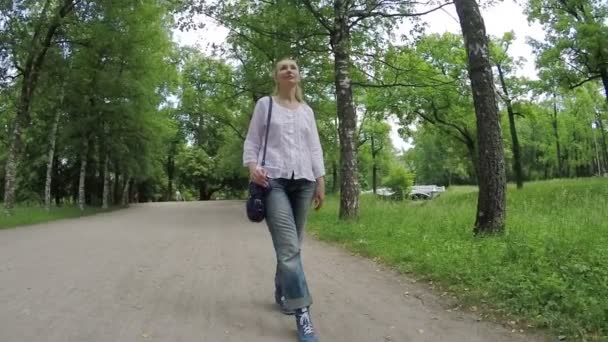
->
[0,201,545,342]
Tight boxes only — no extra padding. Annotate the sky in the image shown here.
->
[172,2,547,151]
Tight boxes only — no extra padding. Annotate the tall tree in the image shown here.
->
[299,0,450,219]
[490,32,525,188]
[454,0,507,234]
[357,117,392,193]
[526,0,608,171]
[2,0,82,213]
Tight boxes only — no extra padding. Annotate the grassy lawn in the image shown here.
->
[0,205,118,229]
[308,178,608,340]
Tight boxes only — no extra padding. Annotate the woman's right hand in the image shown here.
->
[249,164,269,187]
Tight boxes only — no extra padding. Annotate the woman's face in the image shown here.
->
[275,60,300,88]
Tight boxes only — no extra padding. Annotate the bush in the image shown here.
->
[382,165,415,200]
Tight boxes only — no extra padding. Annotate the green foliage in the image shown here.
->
[1,0,178,205]
[381,164,415,200]
[357,119,394,190]
[405,133,473,185]
[377,33,479,183]
[395,30,607,186]
[308,178,608,339]
[173,51,251,199]
[175,145,212,188]
[512,83,606,179]
[526,0,608,94]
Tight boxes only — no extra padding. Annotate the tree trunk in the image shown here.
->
[122,177,130,207]
[370,135,385,195]
[371,136,377,194]
[113,172,119,205]
[372,164,378,194]
[198,182,217,201]
[3,0,77,213]
[333,116,339,194]
[3,119,22,214]
[102,155,110,209]
[464,136,479,182]
[86,143,97,206]
[596,118,608,174]
[199,182,207,201]
[601,68,608,104]
[4,81,34,212]
[552,95,563,177]
[333,0,359,219]
[592,124,604,175]
[168,180,174,201]
[455,0,507,235]
[563,148,570,177]
[496,63,524,189]
[332,162,338,193]
[44,110,61,210]
[167,155,174,201]
[78,139,89,211]
[108,171,114,206]
[593,72,608,172]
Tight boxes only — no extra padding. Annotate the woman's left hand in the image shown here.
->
[313,177,325,211]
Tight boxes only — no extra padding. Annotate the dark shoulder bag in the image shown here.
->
[246,96,273,222]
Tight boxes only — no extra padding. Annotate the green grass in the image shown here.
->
[308,178,608,341]
[0,205,118,229]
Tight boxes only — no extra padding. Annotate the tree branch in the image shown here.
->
[231,29,276,63]
[53,39,91,47]
[569,74,601,89]
[415,109,468,145]
[357,108,370,147]
[300,0,334,34]
[556,0,581,21]
[29,0,53,49]
[373,144,384,155]
[349,1,454,28]
[1,72,23,81]
[430,103,473,144]
[216,117,246,141]
[351,79,456,88]
[210,11,331,58]
[60,0,83,17]
[353,51,417,73]
[357,136,369,148]
[350,55,459,88]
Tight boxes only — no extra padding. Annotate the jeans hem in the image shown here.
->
[285,297,313,311]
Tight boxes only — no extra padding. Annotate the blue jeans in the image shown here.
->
[265,177,316,310]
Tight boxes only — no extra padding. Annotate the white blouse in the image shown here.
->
[243,96,325,182]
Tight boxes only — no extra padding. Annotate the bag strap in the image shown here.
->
[261,96,273,167]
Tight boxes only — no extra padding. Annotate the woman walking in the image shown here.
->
[243,58,325,342]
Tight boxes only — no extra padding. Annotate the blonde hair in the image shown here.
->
[272,58,304,103]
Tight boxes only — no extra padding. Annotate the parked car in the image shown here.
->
[409,185,446,200]
[363,185,446,200]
